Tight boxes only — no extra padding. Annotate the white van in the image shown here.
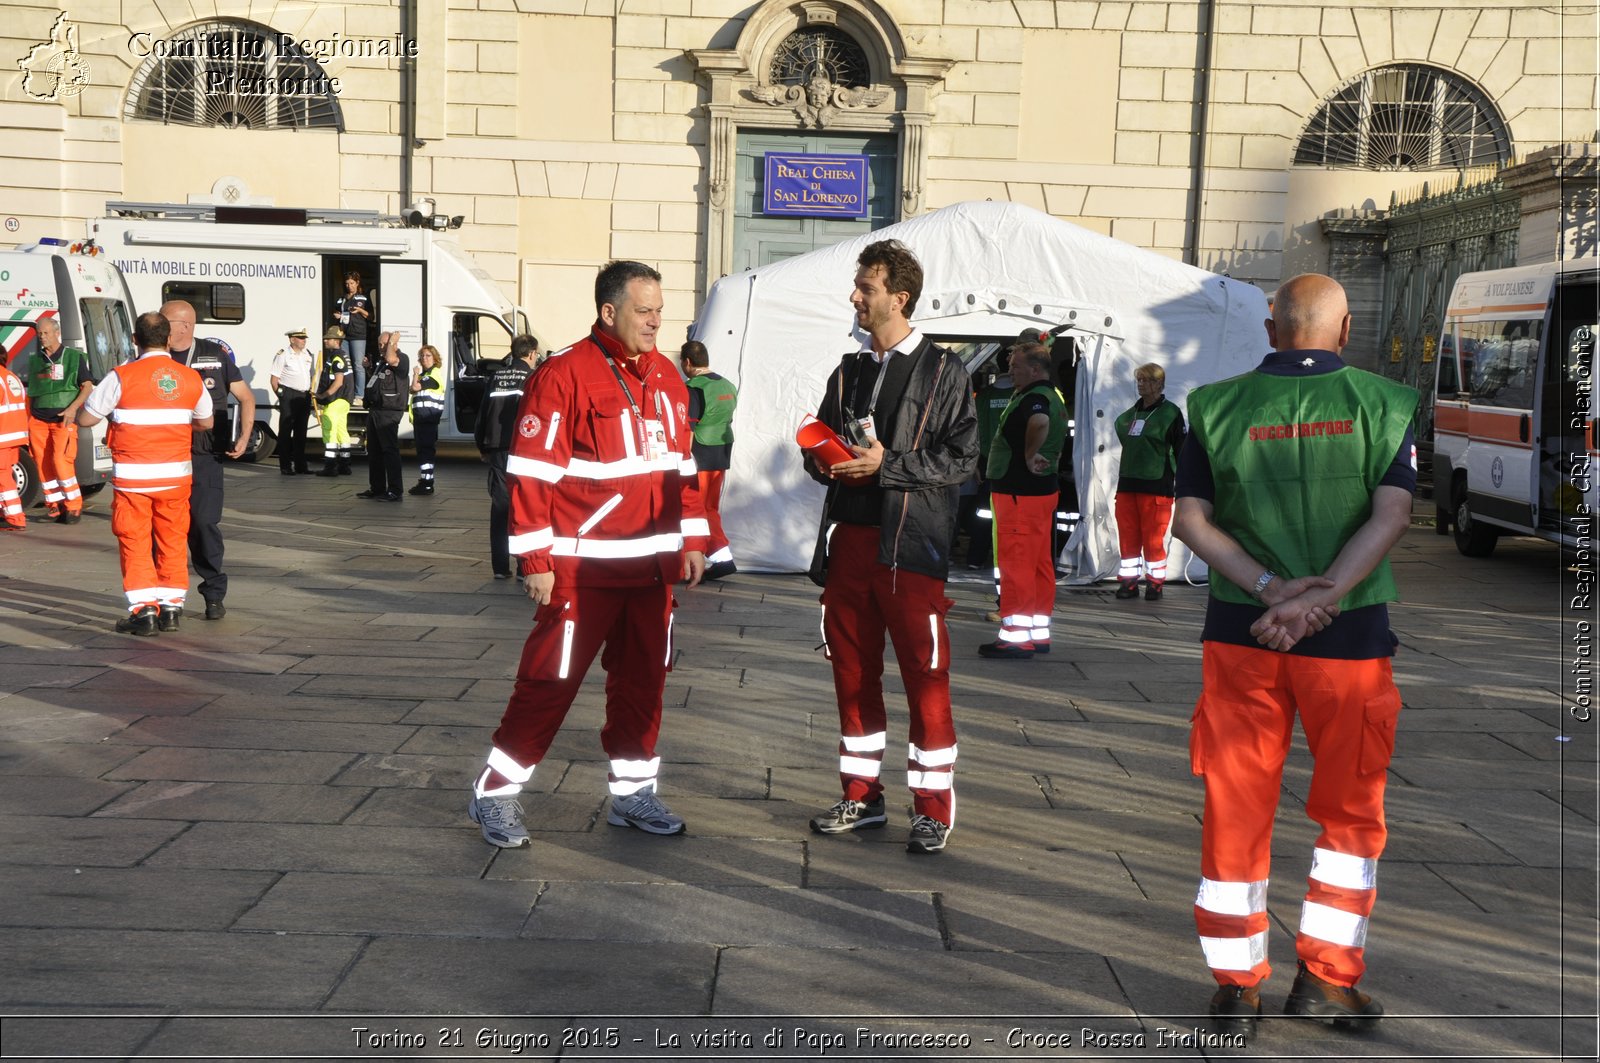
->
[89,201,531,461]
[1432,259,1598,556]
[0,241,132,505]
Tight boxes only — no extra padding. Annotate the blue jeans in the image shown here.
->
[343,338,368,398]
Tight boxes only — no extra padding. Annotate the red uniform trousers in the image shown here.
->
[1114,491,1172,586]
[479,582,675,799]
[29,419,81,517]
[993,492,1058,649]
[697,469,732,562]
[0,446,24,527]
[111,486,192,611]
[820,522,958,825]
[1190,641,1401,989]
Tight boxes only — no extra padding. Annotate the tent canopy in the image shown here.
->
[691,200,1270,579]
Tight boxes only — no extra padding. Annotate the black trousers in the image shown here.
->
[486,450,511,576]
[414,415,440,480]
[189,455,226,603]
[367,414,404,495]
[278,389,311,472]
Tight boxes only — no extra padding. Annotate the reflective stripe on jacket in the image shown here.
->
[107,356,208,494]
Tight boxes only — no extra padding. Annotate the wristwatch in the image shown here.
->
[1250,570,1277,601]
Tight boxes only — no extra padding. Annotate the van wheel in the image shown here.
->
[1453,494,1499,557]
[13,449,40,508]
[237,423,277,463]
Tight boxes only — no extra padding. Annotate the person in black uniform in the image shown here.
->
[359,332,409,501]
[474,334,540,578]
[162,300,256,621]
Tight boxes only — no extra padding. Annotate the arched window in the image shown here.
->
[1295,65,1510,170]
[125,20,342,131]
[768,27,871,89]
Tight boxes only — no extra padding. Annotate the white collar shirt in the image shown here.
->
[859,326,924,365]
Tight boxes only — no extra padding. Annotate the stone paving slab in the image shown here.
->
[0,1013,166,1060]
[190,693,422,724]
[0,774,134,816]
[107,716,421,754]
[0,738,146,779]
[0,866,277,930]
[347,786,603,832]
[484,834,805,887]
[0,813,186,867]
[92,780,372,824]
[234,871,539,937]
[145,822,493,876]
[104,746,356,784]
[0,704,142,744]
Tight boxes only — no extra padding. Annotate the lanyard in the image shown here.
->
[593,330,652,420]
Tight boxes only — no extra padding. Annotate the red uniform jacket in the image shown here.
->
[505,326,708,587]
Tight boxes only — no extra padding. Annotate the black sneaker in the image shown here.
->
[356,489,379,499]
[407,482,433,495]
[157,605,182,632]
[703,559,737,581]
[906,814,951,854]
[1145,583,1164,600]
[809,797,887,835]
[1209,983,1263,1040]
[1283,961,1383,1029]
[115,607,159,637]
[204,601,226,621]
[977,640,1034,660]
[1114,581,1140,599]
[56,511,82,525]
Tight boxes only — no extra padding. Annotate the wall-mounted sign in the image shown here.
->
[763,152,868,218]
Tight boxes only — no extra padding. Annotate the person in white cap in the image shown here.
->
[270,328,316,474]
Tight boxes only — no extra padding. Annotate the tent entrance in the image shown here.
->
[732,130,897,271]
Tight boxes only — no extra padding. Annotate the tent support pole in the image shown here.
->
[1184,0,1217,267]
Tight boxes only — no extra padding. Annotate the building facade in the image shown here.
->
[4,0,1596,348]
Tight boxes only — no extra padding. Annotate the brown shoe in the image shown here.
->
[1209,983,1262,1040]
[1283,961,1383,1029]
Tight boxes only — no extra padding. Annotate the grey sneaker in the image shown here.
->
[469,794,529,849]
[809,797,887,835]
[607,788,686,835]
[906,813,951,854]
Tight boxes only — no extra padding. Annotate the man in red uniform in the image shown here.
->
[77,312,214,636]
[803,240,979,855]
[468,260,708,848]
[1174,274,1417,1042]
[0,357,28,530]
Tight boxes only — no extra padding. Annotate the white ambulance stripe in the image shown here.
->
[1300,901,1368,948]
[682,518,710,537]
[110,408,197,426]
[1309,847,1377,891]
[557,619,576,680]
[552,532,683,559]
[839,755,883,778]
[474,767,523,799]
[505,454,564,483]
[907,769,953,791]
[114,460,193,480]
[909,743,958,767]
[1195,877,1269,916]
[610,756,661,778]
[841,731,887,752]
[487,746,536,783]
[928,612,940,669]
[506,527,554,553]
[1199,931,1268,971]
[0,430,25,445]
[543,411,561,450]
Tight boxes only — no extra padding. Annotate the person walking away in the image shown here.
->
[76,311,213,635]
[1113,362,1186,600]
[966,345,1017,573]
[270,328,316,475]
[473,334,539,579]
[313,326,354,476]
[24,316,95,523]
[679,339,739,580]
[977,341,1066,659]
[333,272,373,399]
[802,239,979,855]
[408,345,445,495]
[0,357,29,530]
[1173,273,1417,1043]
[467,261,708,848]
[163,300,256,621]
[359,333,407,501]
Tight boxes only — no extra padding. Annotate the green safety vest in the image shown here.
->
[686,372,738,447]
[986,382,1067,481]
[1186,367,1418,610]
[975,380,1013,459]
[1115,397,1184,480]
[26,345,86,410]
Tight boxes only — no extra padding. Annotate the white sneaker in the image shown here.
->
[607,788,686,835]
[469,793,529,848]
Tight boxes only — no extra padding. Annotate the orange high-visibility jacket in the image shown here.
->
[107,355,208,494]
[0,364,26,447]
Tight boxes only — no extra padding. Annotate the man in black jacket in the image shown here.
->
[474,334,540,578]
[803,239,979,855]
[358,332,408,501]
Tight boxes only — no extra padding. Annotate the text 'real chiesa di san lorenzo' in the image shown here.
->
[3,0,1597,371]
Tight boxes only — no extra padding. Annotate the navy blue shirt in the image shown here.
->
[1175,349,1416,660]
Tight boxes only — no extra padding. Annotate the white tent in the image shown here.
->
[691,200,1270,581]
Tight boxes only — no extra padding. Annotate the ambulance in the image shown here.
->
[0,241,131,506]
[88,199,531,461]
[1431,258,1598,556]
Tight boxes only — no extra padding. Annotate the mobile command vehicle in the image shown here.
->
[0,241,134,505]
[1432,259,1597,556]
[90,201,531,461]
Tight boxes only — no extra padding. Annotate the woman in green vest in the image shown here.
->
[1113,362,1186,599]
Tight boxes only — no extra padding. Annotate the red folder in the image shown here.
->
[796,415,855,467]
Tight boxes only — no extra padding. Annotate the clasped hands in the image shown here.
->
[1250,575,1342,652]
[814,439,886,484]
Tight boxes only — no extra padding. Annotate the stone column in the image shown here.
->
[1500,142,1600,264]
[1319,209,1388,372]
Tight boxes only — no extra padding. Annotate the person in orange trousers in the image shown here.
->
[25,316,96,522]
[76,311,214,636]
[0,358,29,530]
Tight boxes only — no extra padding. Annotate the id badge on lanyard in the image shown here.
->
[599,337,666,460]
[1128,418,1147,437]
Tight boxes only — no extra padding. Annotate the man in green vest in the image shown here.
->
[680,340,739,580]
[25,316,96,523]
[1173,274,1418,1043]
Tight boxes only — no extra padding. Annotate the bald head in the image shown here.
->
[159,300,196,352]
[1267,274,1351,353]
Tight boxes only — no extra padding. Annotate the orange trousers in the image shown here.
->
[994,492,1058,648]
[1190,641,1401,989]
[697,469,731,561]
[0,446,23,527]
[1114,491,1172,585]
[111,486,192,611]
[28,419,81,516]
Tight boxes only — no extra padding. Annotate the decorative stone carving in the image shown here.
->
[746,73,888,129]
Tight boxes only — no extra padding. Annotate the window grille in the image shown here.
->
[768,28,871,88]
[1295,65,1509,170]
